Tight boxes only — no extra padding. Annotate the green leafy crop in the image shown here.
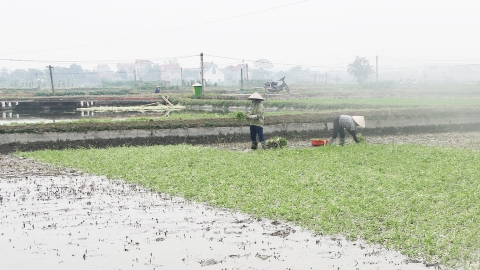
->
[266,136,288,149]
[234,110,246,120]
[19,143,480,268]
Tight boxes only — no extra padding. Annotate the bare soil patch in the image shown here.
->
[200,131,480,152]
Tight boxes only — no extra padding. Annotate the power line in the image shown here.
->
[0,55,198,64]
[0,52,351,71]
[206,54,348,69]
[3,53,480,74]
[3,0,309,55]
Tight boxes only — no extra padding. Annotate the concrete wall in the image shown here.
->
[1,117,479,146]
[0,123,323,145]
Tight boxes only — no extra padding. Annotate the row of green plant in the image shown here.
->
[174,96,405,111]
[172,95,479,111]
[19,143,480,268]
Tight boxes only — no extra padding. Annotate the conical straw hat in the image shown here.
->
[352,116,365,128]
[248,92,265,100]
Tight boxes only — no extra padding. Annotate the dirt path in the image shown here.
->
[2,131,472,269]
[203,131,480,152]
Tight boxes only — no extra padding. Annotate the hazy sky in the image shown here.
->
[1,0,479,72]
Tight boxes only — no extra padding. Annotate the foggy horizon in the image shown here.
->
[1,0,479,77]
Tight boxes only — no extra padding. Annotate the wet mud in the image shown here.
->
[0,153,439,269]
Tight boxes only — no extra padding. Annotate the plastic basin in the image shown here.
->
[311,139,328,147]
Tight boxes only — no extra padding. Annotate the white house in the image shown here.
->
[222,64,246,84]
[135,59,161,81]
[203,62,224,83]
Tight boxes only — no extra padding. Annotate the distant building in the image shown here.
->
[203,62,224,83]
[222,64,243,84]
[96,64,113,79]
[160,64,182,85]
[134,59,160,81]
[182,68,200,82]
[116,63,136,80]
[135,59,152,75]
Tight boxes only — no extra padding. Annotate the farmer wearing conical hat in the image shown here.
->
[246,92,266,150]
[328,115,365,146]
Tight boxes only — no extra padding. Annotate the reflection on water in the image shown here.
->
[0,107,226,125]
[0,109,161,125]
[1,101,241,126]
[2,112,19,119]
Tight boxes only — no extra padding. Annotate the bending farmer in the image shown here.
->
[328,115,365,145]
[246,92,266,150]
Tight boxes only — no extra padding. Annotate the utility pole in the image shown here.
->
[376,55,378,88]
[315,73,316,84]
[134,70,137,88]
[200,52,204,95]
[325,72,327,85]
[47,65,54,93]
[180,68,183,90]
[241,68,244,90]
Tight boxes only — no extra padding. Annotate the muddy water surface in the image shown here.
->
[0,135,456,269]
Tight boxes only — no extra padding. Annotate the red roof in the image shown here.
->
[223,64,243,71]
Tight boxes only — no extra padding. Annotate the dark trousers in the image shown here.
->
[250,125,265,142]
[331,116,345,139]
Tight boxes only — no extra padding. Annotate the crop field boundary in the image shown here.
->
[2,120,480,154]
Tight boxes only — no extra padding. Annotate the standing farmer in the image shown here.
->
[328,115,365,145]
[246,92,266,150]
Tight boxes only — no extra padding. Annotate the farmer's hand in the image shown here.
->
[246,114,258,119]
